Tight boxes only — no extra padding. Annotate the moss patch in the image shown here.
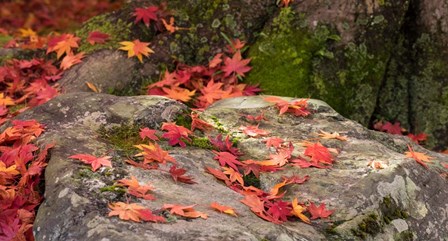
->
[76,14,132,54]
[98,123,144,156]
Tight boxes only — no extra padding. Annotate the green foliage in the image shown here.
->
[98,123,143,156]
[76,14,132,54]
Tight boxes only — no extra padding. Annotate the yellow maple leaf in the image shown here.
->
[291,198,310,224]
[119,39,154,63]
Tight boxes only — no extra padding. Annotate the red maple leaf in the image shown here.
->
[135,143,176,165]
[407,133,427,144]
[307,202,334,220]
[239,125,269,137]
[133,6,159,27]
[205,166,232,186]
[290,158,330,169]
[266,200,292,223]
[304,142,334,165]
[139,127,159,141]
[190,112,214,132]
[208,134,241,156]
[117,175,155,200]
[60,52,85,70]
[87,31,110,45]
[222,51,251,77]
[161,122,192,147]
[169,165,196,184]
[263,137,284,149]
[69,154,112,171]
[213,151,243,171]
[381,121,402,135]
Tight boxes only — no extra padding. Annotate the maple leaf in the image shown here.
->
[119,40,154,63]
[213,151,243,171]
[240,194,265,215]
[209,53,223,68]
[318,130,348,141]
[210,202,238,217]
[244,112,267,123]
[222,167,244,186]
[108,202,147,222]
[280,0,293,7]
[162,17,177,33]
[239,125,269,137]
[208,134,241,156]
[283,175,310,185]
[134,143,176,164]
[191,113,214,133]
[291,198,310,224]
[198,80,232,107]
[307,202,334,220]
[139,127,159,141]
[381,121,403,135]
[405,144,432,168]
[163,204,208,219]
[134,6,159,27]
[60,52,85,70]
[162,86,196,102]
[222,51,251,77]
[138,209,166,223]
[304,142,334,165]
[266,200,291,223]
[69,154,112,171]
[85,82,100,93]
[205,166,232,186]
[169,165,196,184]
[264,96,310,117]
[270,180,288,196]
[87,31,110,45]
[263,137,284,149]
[0,93,15,106]
[241,162,261,178]
[47,34,80,59]
[161,122,192,147]
[290,157,329,169]
[367,160,388,170]
[407,133,427,144]
[117,175,155,200]
[226,39,246,53]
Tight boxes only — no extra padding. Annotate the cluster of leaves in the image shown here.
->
[147,39,261,108]
[0,120,53,240]
[0,0,124,32]
[92,97,339,225]
[373,120,427,145]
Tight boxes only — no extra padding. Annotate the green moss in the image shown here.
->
[243,173,260,188]
[76,14,132,54]
[394,231,414,241]
[75,168,102,179]
[99,185,126,194]
[98,123,143,156]
[0,53,13,65]
[209,115,229,133]
[174,114,192,130]
[190,136,214,149]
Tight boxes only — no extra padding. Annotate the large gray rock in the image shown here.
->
[22,94,447,241]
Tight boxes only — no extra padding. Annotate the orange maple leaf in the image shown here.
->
[162,86,196,102]
[108,202,147,222]
[134,143,176,164]
[222,167,244,186]
[163,203,208,219]
[210,202,238,217]
[117,175,155,200]
[318,130,348,141]
[60,52,85,70]
[119,39,154,63]
[405,144,433,168]
[47,34,80,59]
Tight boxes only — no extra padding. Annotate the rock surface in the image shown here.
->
[20,93,448,241]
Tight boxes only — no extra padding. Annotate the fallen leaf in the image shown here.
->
[222,167,244,186]
[239,125,269,137]
[210,202,238,217]
[291,198,310,224]
[134,6,159,27]
[405,144,432,168]
[304,142,334,165]
[60,52,85,70]
[222,51,251,77]
[69,154,112,171]
[163,204,208,219]
[117,175,155,200]
[318,130,348,141]
[108,202,147,222]
[213,151,243,171]
[85,82,100,93]
[119,40,154,63]
[307,202,334,220]
[87,31,110,45]
[139,127,159,141]
[161,122,192,147]
[169,165,196,184]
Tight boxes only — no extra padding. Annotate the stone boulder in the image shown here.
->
[18,93,447,240]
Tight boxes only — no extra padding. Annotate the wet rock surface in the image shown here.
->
[20,94,447,241]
